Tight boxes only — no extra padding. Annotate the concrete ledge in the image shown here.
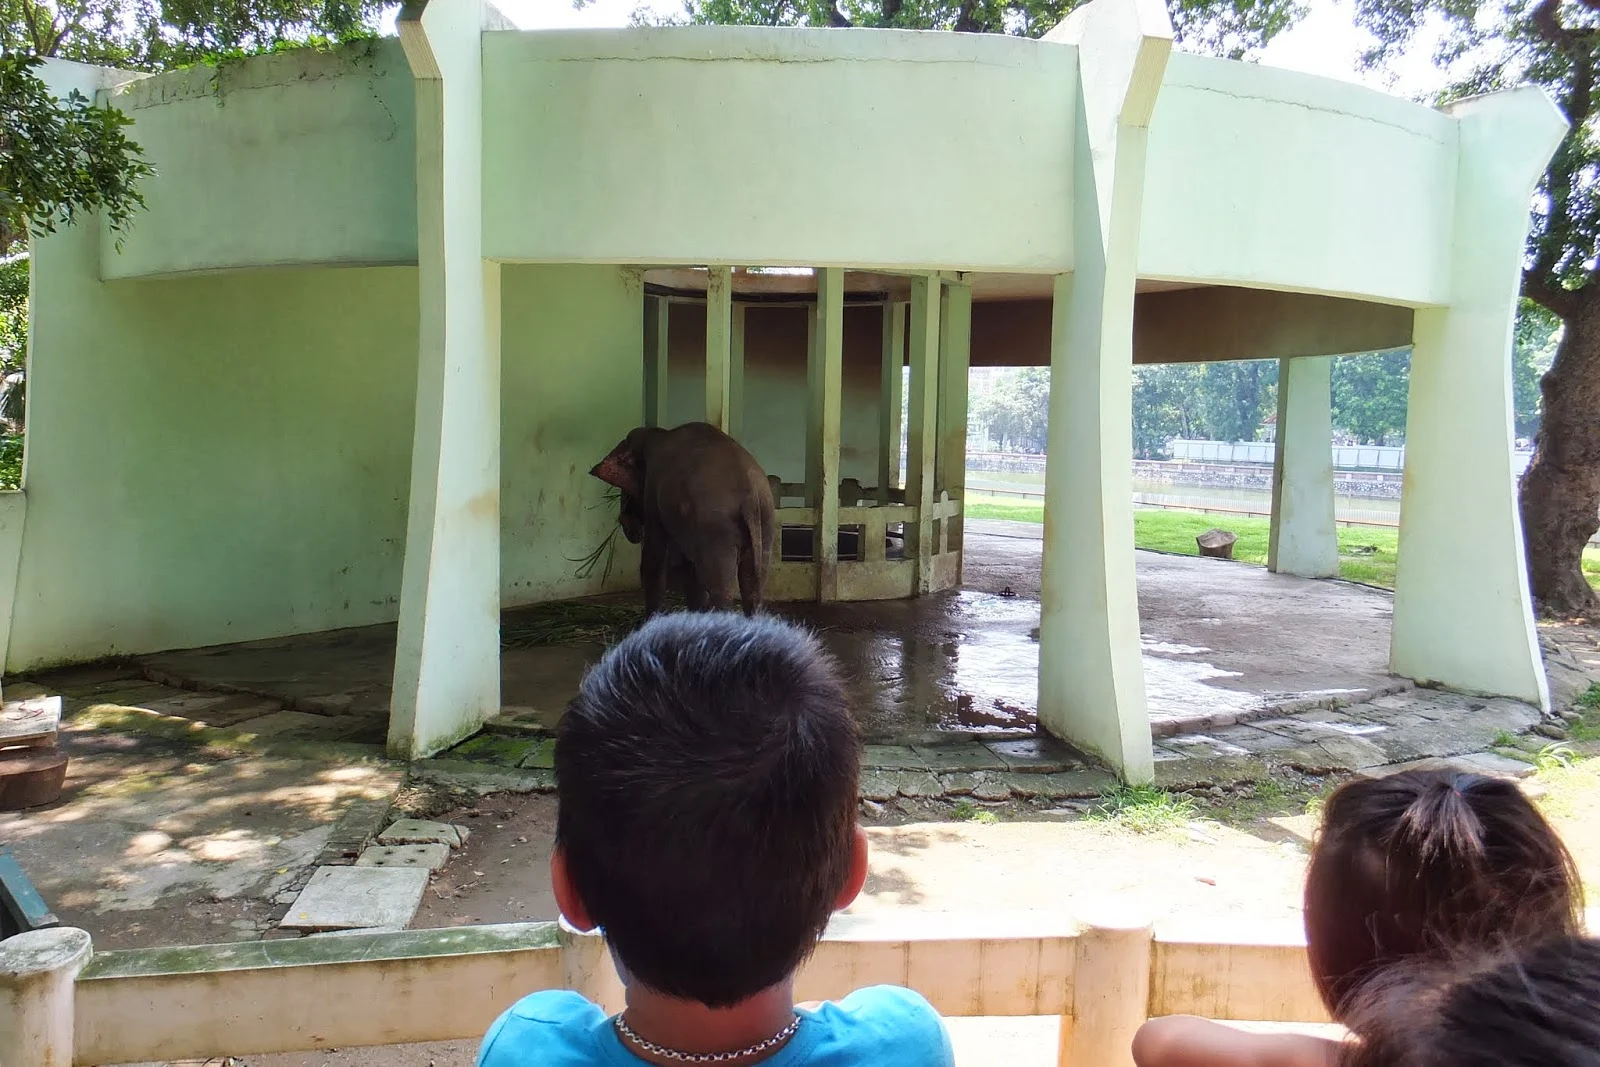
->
[1150,678,1416,739]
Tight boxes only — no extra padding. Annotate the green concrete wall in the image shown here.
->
[15,223,420,669]
[663,303,887,487]
[100,40,418,280]
[501,265,643,604]
[480,28,1077,271]
[12,223,641,669]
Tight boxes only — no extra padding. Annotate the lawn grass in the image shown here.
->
[964,496,1600,591]
[965,499,1045,524]
[966,498,1402,585]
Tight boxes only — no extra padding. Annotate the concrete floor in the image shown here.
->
[0,714,402,948]
[127,521,1398,743]
[961,520,1398,729]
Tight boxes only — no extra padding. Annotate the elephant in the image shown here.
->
[591,422,776,617]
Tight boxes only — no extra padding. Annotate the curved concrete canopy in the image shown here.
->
[71,10,1538,311]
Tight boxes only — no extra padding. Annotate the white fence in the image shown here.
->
[1166,440,1536,475]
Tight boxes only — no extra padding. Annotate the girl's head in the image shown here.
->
[1304,768,1581,1019]
[1341,936,1600,1067]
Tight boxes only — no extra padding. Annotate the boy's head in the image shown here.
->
[551,611,866,1008]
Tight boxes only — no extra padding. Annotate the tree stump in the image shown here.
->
[0,747,67,811]
[1196,528,1238,560]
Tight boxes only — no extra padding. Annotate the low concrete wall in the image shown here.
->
[0,911,1342,1067]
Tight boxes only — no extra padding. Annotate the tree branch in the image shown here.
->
[1525,268,1579,319]
[1532,0,1574,48]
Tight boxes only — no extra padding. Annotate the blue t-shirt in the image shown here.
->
[478,985,954,1066]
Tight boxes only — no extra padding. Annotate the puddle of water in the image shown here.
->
[792,592,1042,736]
[1143,656,1259,719]
[1143,640,1212,656]
[1164,734,1251,757]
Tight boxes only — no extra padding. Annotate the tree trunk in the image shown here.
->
[1520,289,1600,618]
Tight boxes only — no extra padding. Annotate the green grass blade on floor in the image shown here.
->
[1086,784,1198,835]
[501,600,644,650]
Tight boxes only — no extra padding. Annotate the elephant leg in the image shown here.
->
[684,572,709,612]
[641,536,669,618]
[694,540,740,614]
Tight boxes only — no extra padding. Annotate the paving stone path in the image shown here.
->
[17,624,1600,811]
[413,678,1578,802]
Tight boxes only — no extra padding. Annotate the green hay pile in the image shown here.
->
[501,600,645,649]
[497,487,644,649]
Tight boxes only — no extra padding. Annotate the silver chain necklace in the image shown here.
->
[613,1012,801,1063]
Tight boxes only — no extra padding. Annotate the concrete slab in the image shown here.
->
[378,819,468,849]
[233,711,345,738]
[0,724,404,948]
[357,843,451,870]
[115,523,1407,745]
[0,695,61,745]
[279,865,429,932]
[1364,751,1538,781]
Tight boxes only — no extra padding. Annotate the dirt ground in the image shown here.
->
[209,789,1315,1067]
[198,750,1600,1067]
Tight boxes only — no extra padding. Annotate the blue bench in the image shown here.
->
[0,847,57,940]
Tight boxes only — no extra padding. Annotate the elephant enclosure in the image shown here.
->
[61,524,1398,752]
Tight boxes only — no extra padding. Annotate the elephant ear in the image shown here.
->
[591,445,643,498]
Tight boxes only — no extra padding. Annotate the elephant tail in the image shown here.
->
[741,497,774,571]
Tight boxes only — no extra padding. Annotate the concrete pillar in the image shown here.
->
[0,926,92,1067]
[1037,0,1170,783]
[1391,88,1564,710]
[906,275,941,594]
[729,302,747,441]
[805,302,820,506]
[938,280,972,557]
[1268,356,1338,578]
[705,266,733,432]
[812,268,845,600]
[1059,907,1153,1067]
[643,295,669,428]
[390,0,502,759]
[879,302,906,505]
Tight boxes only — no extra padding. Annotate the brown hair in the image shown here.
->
[1303,769,1581,1020]
[1340,937,1600,1067]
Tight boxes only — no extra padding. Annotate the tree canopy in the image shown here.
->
[1330,350,1409,446]
[971,366,1051,451]
[1,0,385,70]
